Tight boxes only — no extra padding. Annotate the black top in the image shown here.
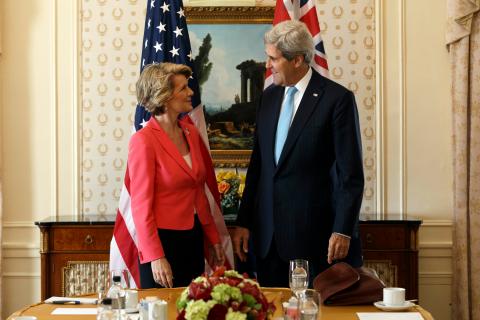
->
[34,214,422,227]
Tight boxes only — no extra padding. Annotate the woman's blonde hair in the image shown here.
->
[136,62,192,115]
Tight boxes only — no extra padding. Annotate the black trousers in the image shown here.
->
[138,215,204,288]
[256,240,290,287]
[256,239,326,288]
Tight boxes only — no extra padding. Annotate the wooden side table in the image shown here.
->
[359,217,421,300]
[36,215,421,301]
[35,215,115,300]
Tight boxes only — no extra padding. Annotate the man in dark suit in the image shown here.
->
[232,20,364,287]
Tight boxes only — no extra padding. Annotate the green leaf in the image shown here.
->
[242,294,256,307]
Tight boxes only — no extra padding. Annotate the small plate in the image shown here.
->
[373,301,415,311]
[125,308,139,314]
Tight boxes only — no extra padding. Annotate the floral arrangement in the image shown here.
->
[176,267,276,320]
[216,171,246,211]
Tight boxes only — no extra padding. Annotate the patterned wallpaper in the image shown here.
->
[80,0,376,217]
[318,0,377,215]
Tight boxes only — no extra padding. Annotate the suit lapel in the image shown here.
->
[146,117,196,180]
[275,72,326,171]
[263,86,286,168]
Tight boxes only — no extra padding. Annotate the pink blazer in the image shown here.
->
[128,117,220,263]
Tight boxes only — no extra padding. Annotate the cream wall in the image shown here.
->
[0,0,79,318]
[0,0,452,320]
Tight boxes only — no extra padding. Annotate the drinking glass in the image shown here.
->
[299,295,319,320]
[289,259,309,299]
[109,269,132,289]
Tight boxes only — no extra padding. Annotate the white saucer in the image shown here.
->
[373,301,415,311]
[125,308,139,314]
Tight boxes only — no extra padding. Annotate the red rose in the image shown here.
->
[256,310,267,320]
[207,304,228,320]
[230,301,240,311]
[225,277,243,287]
[240,282,261,298]
[176,309,186,320]
[188,282,212,301]
[212,266,226,277]
[218,181,230,194]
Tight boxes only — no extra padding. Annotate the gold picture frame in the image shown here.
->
[186,6,274,24]
[185,7,274,168]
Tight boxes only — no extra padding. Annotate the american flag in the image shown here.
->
[109,0,234,288]
[265,0,329,88]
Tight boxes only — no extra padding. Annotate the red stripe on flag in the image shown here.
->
[265,69,272,79]
[113,208,141,287]
[314,54,329,70]
[300,8,320,36]
[273,0,291,24]
[123,166,131,190]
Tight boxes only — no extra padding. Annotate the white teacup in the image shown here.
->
[148,300,168,320]
[383,287,406,306]
[125,289,138,310]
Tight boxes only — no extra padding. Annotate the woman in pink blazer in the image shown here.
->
[130,63,224,288]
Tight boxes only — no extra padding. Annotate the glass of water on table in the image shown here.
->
[289,259,319,319]
[289,259,309,299]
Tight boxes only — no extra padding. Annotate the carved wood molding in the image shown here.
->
[62,261,109,297]
[364,259,398,287]
[40,229,48,254]
[185,6,274,24]
[212,150,252,168]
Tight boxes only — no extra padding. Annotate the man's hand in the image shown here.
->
[327,233,351,264]
[151,257,173,288]
[232,227,250,262]
[212,243,225,266]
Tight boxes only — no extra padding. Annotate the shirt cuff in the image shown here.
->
[334,232,351,239]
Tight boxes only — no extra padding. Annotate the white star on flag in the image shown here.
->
[187,51,193,61]
[144,39,148,48]
[153,42,162,52]
[150,0,155,8]
[161,2,169,13]
[140,119,148,128]
[169,46,179,57]
[177,8,185,18]
[156,22,166,33]
[173,26,183,38]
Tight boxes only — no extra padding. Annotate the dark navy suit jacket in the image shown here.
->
[237,70,364,270]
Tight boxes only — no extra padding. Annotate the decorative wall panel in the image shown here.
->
[80,0,145,216]
[316,0,376,215]
[80,0,376,217]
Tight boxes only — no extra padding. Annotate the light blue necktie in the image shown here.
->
[275,86,298,164]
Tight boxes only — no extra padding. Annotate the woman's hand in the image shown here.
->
[212,243,225,266]
[151,257,173,288]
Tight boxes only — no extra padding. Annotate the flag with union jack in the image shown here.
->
[109,0,234,288]
[265,0,329,88]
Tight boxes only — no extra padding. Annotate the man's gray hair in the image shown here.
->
[264,20,314,64]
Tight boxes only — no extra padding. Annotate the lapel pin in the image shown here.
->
[313,93,318,97]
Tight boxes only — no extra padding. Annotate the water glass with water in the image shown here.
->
[289,259,309,299]
[299,296,318,320]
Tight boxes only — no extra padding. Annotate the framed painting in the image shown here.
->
[186,6,274,167]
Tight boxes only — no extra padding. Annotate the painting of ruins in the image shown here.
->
[189,24,271,150]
